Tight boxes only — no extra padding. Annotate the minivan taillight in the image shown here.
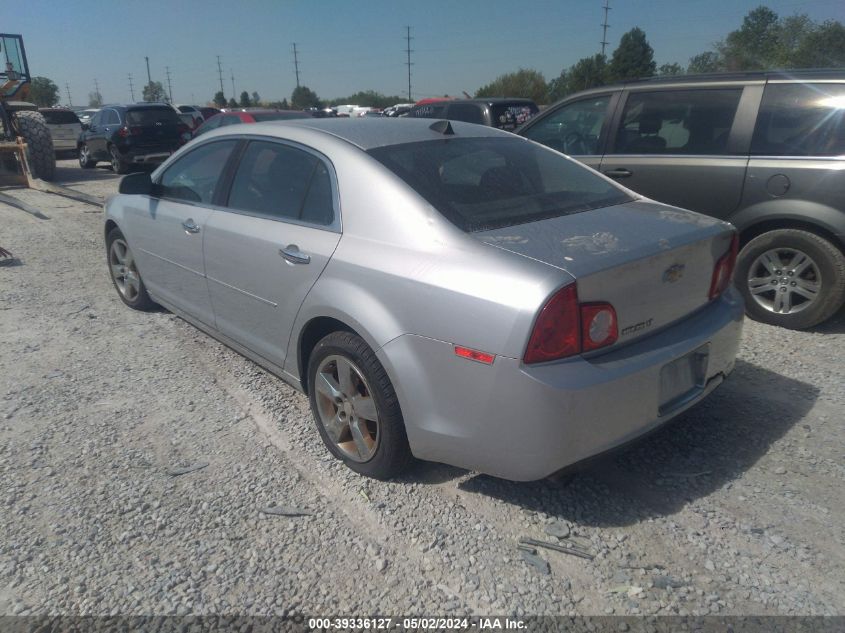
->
[708,233,739,300]
[117,126,130,138]
[524,284,619,364]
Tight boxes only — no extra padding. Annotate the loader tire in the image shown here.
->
[15,111,56,181]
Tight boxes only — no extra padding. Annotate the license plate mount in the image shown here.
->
[659,343,710,416]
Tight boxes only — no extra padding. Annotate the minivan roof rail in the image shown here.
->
[624,68,845,85]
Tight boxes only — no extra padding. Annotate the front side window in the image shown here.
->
[523,96,611,155]
[612,89,742,155]
[227,141,334,224]
[158,140,237,204]
[369,137,632,232]
[751,83,845,157]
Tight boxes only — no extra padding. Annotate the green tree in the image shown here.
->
[227,97,238,108]
[546,70,569,103]
[29,76,60,107]
[327,90,405,109]
[791,20,845,68]
[475,68,548,104]
[567,55,608,92]
[251,91,261,106]
[239,91,251,107]
[213,91,226,108]
[658,63,684,76]
[717,6,781,69]
[88,91,103,107]
[291,85,321,109]
[142,81,166,102]
[687,52,723,74]
[608,27,656,81]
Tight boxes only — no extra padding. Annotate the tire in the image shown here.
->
[106,227,156,311]
[14,110,56,180]
[109,145,129,175]
[307,331,412,479]
[736,228,845,329]
[78,144,96,168]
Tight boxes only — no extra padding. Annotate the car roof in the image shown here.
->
[449,98,537,105]
[215,117,512,150]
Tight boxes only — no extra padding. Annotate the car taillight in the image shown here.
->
[708,233,739,300]
[524,284,619,364]
[117,126,130,138]
[524,284,580,363]
[580,303,618,352]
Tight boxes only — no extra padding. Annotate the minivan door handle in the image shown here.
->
[604,168,632,179]
[279,245,311,265]
[182,219,200,234]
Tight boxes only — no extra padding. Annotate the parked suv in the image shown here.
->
[77,103,189,174]
[518,71,845,329]
[409,98,539,131]
[38,108,81,157]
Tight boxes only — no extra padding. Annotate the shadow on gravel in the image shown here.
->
[53,161,123,186]
[808,304,845,334]
[456,359,818,527]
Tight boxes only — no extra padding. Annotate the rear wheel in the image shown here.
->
[736,229,845,329]
[109,145,128,174]
[307,331,412,479]
[106,227,156,311]
[78,143,96,168]
[14,110,55,180]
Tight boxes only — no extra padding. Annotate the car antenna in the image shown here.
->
[429,120,455,135]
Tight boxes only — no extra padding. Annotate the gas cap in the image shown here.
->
[766,174,790,197]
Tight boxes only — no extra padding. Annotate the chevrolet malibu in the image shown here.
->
[104,118,743,481]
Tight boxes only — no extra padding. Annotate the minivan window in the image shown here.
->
[369,137,632,232]
[227,141,321,221]
[751,83,845,157]
[613,89,742,155]
[522,96,611,155]
[158,140,237,204]
[40,110,80,124]
[489,103,538,130]
[126,107,180,126]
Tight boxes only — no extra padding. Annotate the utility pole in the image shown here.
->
[600,0,611,57]
[165,66,173,102]
[216,55,225,97]
[65,82,73,107]
[230,69,236,101]
[404,26,413,102]
[128,74,135,101]
[145,56,152,85]
[292,43,301,88]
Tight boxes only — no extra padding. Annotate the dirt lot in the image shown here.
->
[0,159,843,617]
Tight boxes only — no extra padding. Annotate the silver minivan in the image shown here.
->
[519,70,845,329]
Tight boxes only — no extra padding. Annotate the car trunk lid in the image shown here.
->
[473,200,735,347]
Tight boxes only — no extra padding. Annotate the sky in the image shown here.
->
[5,0,844,107]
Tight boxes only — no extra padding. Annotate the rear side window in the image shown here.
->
[446,104,485,125]
[410,104,447,119]
[752,83,845,157]
[103,110,120,125]
[612,89,742,155]
[227,141,334,225]
[158,140,237,204]
[40,110,79,124]
[490,103,539,130]
[126,108,180,126]
[369,137,632,232]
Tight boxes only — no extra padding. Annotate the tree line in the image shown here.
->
[25,5,845,110]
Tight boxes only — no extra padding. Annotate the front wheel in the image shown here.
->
[79,143,96,168]
[307,331,412,479]
[106,227,156,311]
[736,229,845,329]
[14,110,56,180]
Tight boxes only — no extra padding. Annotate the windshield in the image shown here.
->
[126,107,181,126]
[369,136,632,232]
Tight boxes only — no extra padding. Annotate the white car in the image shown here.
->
[38,108,82,156]
[173,104,204,127]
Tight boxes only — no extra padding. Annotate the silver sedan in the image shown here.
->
[104,118,743,481]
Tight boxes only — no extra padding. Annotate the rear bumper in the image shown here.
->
[377,287,744,481]
[117,143,179,164]
[52,138,77,150]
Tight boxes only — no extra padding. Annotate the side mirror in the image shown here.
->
[118,171,154,196]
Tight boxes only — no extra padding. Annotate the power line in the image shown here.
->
[166,66,173,102]
[405,26,414,101]
[216,55,225,97]
[65,82,73,107]
[600,0,611,57]
[292,43,301,88]
[128,73,135,102]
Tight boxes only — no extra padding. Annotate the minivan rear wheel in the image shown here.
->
[736,229,845,329]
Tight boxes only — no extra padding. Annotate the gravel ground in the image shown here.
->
[0,159,843,617]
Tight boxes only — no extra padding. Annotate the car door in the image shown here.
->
[85,111,106,157]
[98,108,121,158]
[599,86,754,219]
[203,138,341,368]
[519,92,618,171]
[120,139,239,326]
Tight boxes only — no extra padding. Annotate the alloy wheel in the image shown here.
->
[109,238,141,302]
[747,247,821,315]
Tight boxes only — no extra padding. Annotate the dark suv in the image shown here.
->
[409,98,539,131]
[518,71,845,329]
[78,103,189,174]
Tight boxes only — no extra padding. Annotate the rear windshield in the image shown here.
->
[250,111,311,122]
[369,137,632,232]
[126,107,180,126]
[40,110,80,124]
[490,103,539,130]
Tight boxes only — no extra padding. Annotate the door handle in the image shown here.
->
[604,168,632,178]
[279,244,311,265]
[182,219,200,234]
